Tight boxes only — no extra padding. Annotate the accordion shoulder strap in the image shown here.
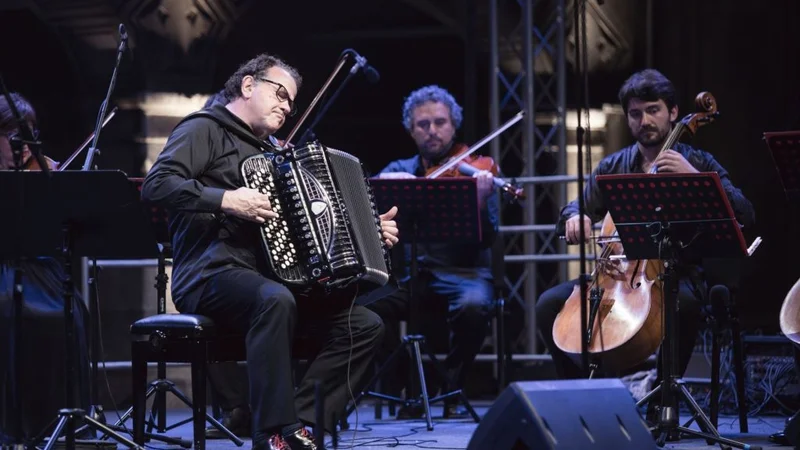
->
[178,110,279,151]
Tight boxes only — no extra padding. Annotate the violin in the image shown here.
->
[17,106,118,172]
[552,92,720,373]
[425,110,526,201]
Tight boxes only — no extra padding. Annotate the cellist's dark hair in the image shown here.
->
[0,92,36,133]
[618,69,677,115]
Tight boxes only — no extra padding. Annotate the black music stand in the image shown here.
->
[0,170,157,450]
[345,178,482,431]
[764,131,800,202]
[596,172,756,450]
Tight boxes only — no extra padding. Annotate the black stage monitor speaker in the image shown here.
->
[467,378,658,449]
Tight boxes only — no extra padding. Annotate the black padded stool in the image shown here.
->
[130,313,246,450]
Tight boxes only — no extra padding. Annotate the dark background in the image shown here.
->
[1,0,799,335]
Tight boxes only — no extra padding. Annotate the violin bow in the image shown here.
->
[58,106,118,171]
[425,110,525,179]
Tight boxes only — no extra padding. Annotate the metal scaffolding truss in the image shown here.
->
[489,0,568,353]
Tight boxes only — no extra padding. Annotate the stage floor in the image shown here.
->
[95,402,791,450]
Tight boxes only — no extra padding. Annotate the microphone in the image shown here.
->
[342,48,380,84]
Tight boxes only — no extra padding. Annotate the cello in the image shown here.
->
[552,92,720,373]
[779,278,800,345]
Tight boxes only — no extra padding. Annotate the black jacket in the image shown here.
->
[142,105,275,304]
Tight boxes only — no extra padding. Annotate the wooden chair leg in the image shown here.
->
[192,339,208,450]
[131,342,149,446]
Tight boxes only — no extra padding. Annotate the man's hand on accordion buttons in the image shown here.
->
[221,187,278,224]
[380,206,400,248]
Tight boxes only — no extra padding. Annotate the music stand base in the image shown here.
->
[40,409,142,450]
[636,380,759,450]
[344,335,480,431]
[108,379,243,446]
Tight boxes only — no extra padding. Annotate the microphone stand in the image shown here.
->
[71,24,132,445]
[295,52,365,146]
[282,51,356,147]
[573,0,591,376]
[0,73,49,449]
[82,25,127,171]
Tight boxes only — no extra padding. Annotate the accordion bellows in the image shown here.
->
[241,142,390,288]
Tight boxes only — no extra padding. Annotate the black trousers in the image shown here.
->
[177,268,384,436]
[535,276,704,383]
[365,269,492,399]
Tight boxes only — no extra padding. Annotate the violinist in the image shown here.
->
[535,69,755,421]
[142,53,399,450]
[367,85,499,419]
[0,93,91,440]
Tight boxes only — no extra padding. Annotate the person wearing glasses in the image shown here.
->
[0,92,91,441]
[142,53,399,450]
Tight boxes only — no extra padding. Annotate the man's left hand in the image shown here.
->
[654,149,699,174]
[473,170,494,203]
[379,206,400,248]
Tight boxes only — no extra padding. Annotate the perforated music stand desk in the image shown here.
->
[595,172,752,449]
[763,131,800,202]
[370,177,483,247]
[130,177,170,245]
[595,172,748,261]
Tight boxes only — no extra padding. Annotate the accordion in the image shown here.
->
[241,142,391,288]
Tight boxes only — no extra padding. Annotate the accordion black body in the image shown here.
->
[241,142,391,288]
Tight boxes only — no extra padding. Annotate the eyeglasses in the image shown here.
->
[1,127,40,141]
[256,77,297,117]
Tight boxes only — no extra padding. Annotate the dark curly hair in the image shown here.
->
[223,53,302,102]
[618,69,677,115]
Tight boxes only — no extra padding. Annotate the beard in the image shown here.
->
[420,139,452,162]
[637,126,668,148]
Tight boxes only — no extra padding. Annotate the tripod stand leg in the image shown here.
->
[418,342,480,423]
[636,383,662,409]
[83,415,141,449]
[411,341,433,431]
[344,337,408,417]
[42,416,69,450]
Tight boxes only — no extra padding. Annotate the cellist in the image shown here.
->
[365,85,499,419]
[535,69,755,418]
